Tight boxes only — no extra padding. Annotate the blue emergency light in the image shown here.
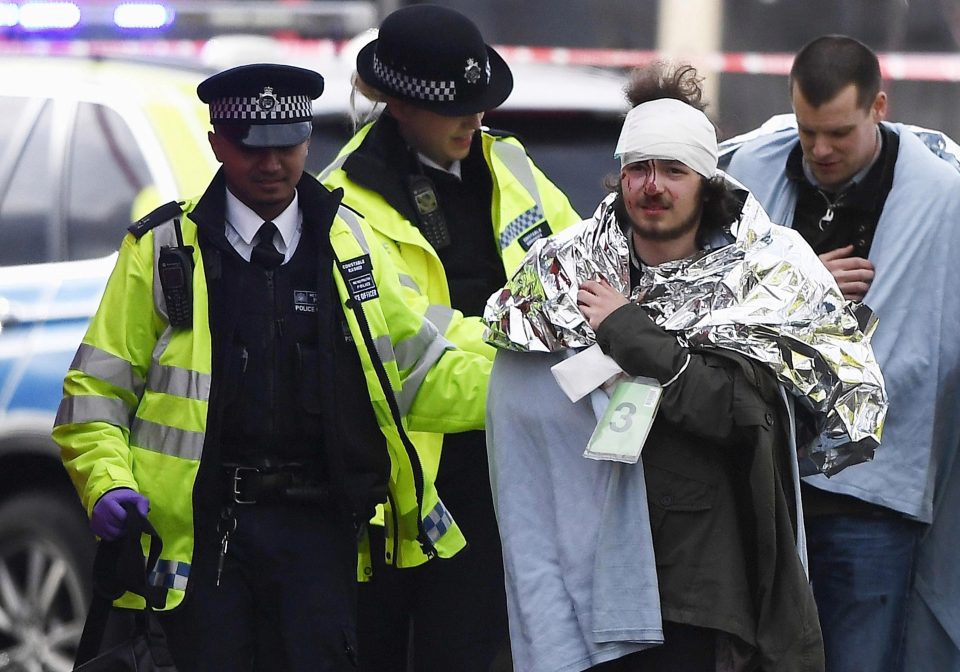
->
[1,1,361,37]
[113,3,173,29]
[0,4,17,27]
[2,1,174,32]
[17,2,80,30]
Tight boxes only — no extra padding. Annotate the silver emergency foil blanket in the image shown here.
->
[483,185,887,477]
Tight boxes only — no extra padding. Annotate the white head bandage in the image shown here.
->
[614,98,719,178]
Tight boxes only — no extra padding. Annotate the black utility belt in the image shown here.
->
[222,462,330,505]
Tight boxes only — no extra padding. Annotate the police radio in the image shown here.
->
[158,218,194,329]
[407,174,451,250]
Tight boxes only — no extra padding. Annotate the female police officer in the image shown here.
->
[320,6,582,671]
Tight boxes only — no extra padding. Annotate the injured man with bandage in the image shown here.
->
[480,62,887,672]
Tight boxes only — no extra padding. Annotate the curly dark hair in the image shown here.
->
[624,61,708,111]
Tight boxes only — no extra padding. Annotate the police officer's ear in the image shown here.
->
[208,125,249,163]
[387,97,417,125]
[208,130,226,164]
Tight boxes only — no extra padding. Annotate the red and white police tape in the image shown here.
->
[3,38,960,82]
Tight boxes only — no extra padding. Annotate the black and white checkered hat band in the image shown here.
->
[209,95,312,122]
[373,54,458,102]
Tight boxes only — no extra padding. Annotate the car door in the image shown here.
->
[0,88,160,672]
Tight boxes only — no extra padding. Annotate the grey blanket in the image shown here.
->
[486,349,663,672]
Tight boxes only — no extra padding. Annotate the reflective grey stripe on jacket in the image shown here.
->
[317,152,349,182]
[132,355,209,460]
[55,395,132,430]
[376,251,456,336]
[54,343,143,428]
[492,141,546,250]
[336,206,454,416]
[424,304,456,336]
[69,343,145,396]
[337,206,370,254]
[396,325,454,417]
[146,362,211,401]
[398,274,421,292]
[134,329,209,460]
[131,417,205,461]
[56,341,210,460]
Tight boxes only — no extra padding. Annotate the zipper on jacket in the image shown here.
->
[386,490,401,565]
[337,283,436,559]
[266,270,276,436]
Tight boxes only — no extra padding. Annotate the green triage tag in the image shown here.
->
[584,376,663,464]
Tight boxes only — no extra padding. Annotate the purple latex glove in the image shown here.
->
[91,488,150,540]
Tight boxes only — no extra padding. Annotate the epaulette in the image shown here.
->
[484,126,520,141]
[127,200,184,239]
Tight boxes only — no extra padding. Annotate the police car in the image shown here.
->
[0,54,218,671]
[0,47,626,670]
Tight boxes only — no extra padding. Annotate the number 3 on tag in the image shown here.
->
[584,377,662,464]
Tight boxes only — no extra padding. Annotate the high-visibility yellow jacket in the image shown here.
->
[53,174,488,609]
[320,118,582,527]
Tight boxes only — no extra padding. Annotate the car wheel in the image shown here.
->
[0,491,94,672]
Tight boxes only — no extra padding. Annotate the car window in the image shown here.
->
[0,100,53,266]
[0,96,30,157]
[66,102,151,261]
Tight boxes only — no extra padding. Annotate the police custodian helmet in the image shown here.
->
[197,63,325,148]
[356,4,513,116]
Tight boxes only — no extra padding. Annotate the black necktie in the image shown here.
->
[251,221,283,270]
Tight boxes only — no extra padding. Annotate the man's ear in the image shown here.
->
[872,91,888,123]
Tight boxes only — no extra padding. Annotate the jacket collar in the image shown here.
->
[341,113,424,224]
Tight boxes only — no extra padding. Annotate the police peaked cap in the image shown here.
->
[197,63,324,148]
[356,4,513,116]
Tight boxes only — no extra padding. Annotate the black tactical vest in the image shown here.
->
[196,184,391,520]
[211,224,327,467]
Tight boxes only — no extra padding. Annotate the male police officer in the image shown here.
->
[54,63,489,671]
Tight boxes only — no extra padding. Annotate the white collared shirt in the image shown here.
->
[418,153,462,180]
[224,188,303,264]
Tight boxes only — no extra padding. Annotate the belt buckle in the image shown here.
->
[230,466,260,505]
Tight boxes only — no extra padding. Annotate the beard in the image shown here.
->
[630,199,703,242]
